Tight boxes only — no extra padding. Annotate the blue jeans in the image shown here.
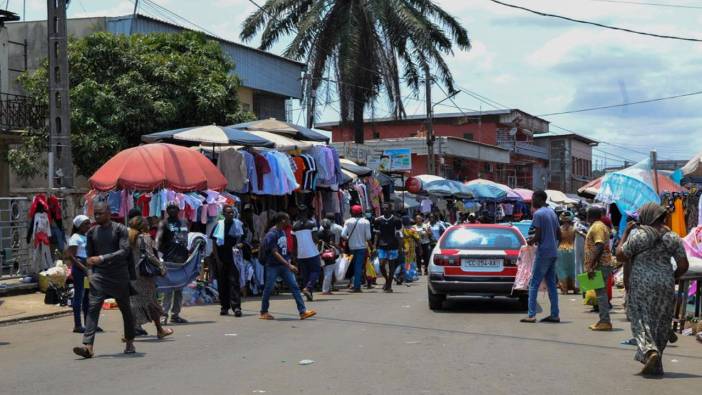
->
[71,263,89,328]
[260,264,307,314]
[528,255,559,318]
[350,249,367,290]
[299,255,321,293]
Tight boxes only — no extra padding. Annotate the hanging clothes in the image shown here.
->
[29,211,52,274]
[668,197,687,237]
[218,148,248,192]
[686,190,700,231]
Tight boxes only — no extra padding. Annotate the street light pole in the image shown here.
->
[425,65,434,175]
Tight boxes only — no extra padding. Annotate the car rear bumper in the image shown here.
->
[428,274,519,296]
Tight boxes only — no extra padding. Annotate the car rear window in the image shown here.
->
[440,227,524,250]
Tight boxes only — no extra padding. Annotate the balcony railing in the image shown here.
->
[0,93,46,131]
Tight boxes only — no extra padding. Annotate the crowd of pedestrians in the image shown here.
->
[520,190,690,376]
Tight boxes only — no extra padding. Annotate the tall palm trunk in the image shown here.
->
[353,93,365,144]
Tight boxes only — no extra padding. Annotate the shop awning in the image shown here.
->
[245,130,316,150]
[546,189,578,205]
[339,158,373,177]
[682,151,702,177]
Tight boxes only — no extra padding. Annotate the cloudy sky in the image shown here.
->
[14,0,702,167]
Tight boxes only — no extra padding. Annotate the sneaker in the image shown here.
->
[259,312,275,320]
[302,288,313,301]
[220,309,229,316]
[234,309,242,317]
[170,316,188,324]
[96,326,104,333]
[589,322,613,331]
[299,310,316,320]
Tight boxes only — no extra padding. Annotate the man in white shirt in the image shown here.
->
[341,205,372,292]
[293,205,321,301]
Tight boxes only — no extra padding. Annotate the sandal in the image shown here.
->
[72,346,94,359]
[259,312,275,320]
[157,328,174,339]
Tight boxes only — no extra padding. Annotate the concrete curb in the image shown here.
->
[0,309,72,326]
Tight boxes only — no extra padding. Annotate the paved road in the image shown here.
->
[1,278,701,395]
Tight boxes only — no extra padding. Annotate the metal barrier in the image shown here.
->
[0,197,29,277]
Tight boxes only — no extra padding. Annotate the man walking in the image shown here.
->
[521,190,561,323]
[585,206,614,331]
[72,202,136,358]
[374,203,402,293]
[342,205,372,292]
[293,205,321,301]
[211,205,244,317]
[259,213,316,320]
[156,203,189,324]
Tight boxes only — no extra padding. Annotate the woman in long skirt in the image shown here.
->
[128,216,173,339]
[617,203,688,376]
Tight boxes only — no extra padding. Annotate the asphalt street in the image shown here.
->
[1,278,701,395]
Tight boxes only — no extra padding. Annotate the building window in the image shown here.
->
[463,133,474,141]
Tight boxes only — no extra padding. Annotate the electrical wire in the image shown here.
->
[587,0,702,10]
[489,0,702,42]
[537,90,702,117]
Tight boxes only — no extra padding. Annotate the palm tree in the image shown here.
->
[241,0,470,144]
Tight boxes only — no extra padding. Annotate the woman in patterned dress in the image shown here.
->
[556,211,576,294]
[617,203,688,376]
[128,216,174,339]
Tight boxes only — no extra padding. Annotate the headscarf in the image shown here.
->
[636,202,668,242]
[72,215,90,228]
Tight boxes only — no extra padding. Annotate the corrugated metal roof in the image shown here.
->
[106,14,303,99]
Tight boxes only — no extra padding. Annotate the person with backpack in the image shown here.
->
[259,212,316,321]
[341,205,372,292]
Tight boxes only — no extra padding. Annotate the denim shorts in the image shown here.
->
[377,249,399,261]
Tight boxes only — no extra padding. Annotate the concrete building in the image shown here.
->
[534,132,598,194]
[317,109,551,190]
[3,13,304,120]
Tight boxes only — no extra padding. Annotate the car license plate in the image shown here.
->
[460,258,503,272]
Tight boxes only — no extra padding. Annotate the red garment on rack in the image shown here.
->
[47,195,62,222]
[28,194,49,220]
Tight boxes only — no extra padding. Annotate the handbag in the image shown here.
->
[137,237,161,278]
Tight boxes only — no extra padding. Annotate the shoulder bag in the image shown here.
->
[341,219,360,254]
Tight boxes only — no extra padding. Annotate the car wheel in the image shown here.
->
[428,288,446,310]
[518,295,529,311]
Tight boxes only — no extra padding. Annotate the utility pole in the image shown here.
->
[650,150,659,194]
[47,0,73,189]
[424,65,435,175]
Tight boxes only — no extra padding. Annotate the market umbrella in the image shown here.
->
[229,118,330,142]
[463,179,508,201]
[577,176,602,198]
[465,179,520,200]
[339,158,373,177]
[90,143,227,192]
[596,158,686,233]
[245,130,315,150]
[546,190,578,205]
[141,125,274,147]
[373,170,394,187]
[423,179,474,199]
[682,150,702,177]
[513,188,533,203]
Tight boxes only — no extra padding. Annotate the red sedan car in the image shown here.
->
[427,224,527,310]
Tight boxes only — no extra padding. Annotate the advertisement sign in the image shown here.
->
[379,148,412,172]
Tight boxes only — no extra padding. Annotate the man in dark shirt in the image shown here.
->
[259,212,316,321]
[374,203,402,293]
[156,204,190,324]
[211,205,244,317]
[72,202,136,358]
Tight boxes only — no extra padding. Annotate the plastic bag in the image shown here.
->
[584,289,597,306]
[365,257,377,279]
[335,254,352,281]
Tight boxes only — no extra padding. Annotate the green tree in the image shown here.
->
[241,0,470,144]
[10,31,254,178]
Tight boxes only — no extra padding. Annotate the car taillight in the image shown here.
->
[433,254,459,266]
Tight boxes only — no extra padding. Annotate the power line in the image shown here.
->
[489,0,702,42]
[537,90,702,116]
[587,0,702,10]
